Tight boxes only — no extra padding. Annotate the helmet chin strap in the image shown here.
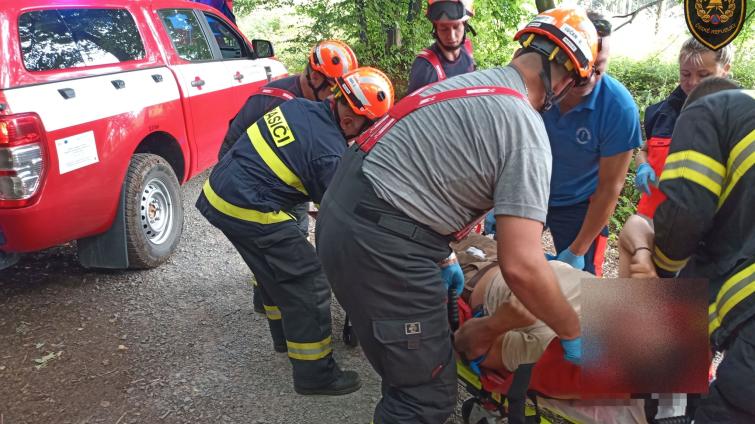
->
[305,64,330,100]
[537,53,575,112]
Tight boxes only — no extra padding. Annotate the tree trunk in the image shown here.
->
[356,0,368,45]
[654,0,664,35]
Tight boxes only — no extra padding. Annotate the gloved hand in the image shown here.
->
[440,255,465,296]
[560,337,582,365]
[634,163,657,195]
[484,212,496,236]
[553,248,585,270]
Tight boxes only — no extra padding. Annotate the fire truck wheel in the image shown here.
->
[124,153,184,269]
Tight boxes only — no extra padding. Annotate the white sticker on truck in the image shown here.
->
[55,131,99,174]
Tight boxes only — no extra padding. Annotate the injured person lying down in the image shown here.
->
[450,233,649,424]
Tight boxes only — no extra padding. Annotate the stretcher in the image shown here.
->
[449,287,577,424]
[448,286,695,424]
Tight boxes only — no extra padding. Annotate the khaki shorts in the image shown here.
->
[483,261,583,372]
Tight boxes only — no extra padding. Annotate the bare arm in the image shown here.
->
[570,151,634,255]
[618,214,657,278]
[496,215,580,339]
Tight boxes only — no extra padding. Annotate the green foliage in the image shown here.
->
[609,170,642,242]
[247,0,530,97]
[609,57,679,121]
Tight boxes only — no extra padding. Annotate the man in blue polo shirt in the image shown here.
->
[542,12,641,275]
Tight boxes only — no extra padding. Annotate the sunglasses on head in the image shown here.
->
[427,2,466,21]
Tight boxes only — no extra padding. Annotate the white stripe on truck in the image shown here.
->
[3,67,180,132]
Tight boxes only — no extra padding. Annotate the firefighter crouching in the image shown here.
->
[196,67,395,396]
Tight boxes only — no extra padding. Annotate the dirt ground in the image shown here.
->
[0,170,619,424]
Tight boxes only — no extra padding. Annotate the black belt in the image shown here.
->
[354,203,451,248]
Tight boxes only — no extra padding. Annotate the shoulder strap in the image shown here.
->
[464,38,474,57]
[417,48,446,81]
[256,87,296,101]
[358,85,527,153]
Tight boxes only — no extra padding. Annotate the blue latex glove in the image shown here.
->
[560,337,582,365]
[634,162,657,195]
[441,261,465,296]
[554,248,585,270]
[484,211,496,236]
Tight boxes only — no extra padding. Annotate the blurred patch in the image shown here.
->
[580,278,709,396]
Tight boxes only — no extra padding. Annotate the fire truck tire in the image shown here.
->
[124,153,184,269]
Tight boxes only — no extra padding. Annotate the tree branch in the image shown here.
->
[613,0,665,32]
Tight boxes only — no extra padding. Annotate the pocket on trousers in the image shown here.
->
[372,309,452,387]
[256,227,321,282]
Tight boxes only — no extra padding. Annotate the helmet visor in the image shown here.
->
[427,1,466,21]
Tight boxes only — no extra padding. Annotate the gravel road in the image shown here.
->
[0,171,402,424]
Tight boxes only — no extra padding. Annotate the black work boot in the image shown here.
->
[252,285,264,314]
[294,370,361,396]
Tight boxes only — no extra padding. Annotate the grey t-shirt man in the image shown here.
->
[362,66,552,235]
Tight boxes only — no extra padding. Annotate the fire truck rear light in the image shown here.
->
[0,145,43,200]
[0,113,46,206]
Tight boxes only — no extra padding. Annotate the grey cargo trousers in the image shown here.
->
[316,146,457,424]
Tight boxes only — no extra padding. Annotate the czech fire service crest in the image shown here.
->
[685,0,747,50]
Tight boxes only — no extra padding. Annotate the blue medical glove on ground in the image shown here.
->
[484,211,496,236]
[555,248,585,270]
[560,337,582,365]
[634,163,657,195]
[441,261,465,296]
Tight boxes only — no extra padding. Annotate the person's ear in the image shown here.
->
[722,63,731,76]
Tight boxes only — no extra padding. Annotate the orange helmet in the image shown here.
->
[308,40,358,80]
[427,0,474,22]
[514,7,598,83]
[334,67,395,121]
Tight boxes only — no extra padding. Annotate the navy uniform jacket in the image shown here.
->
[644,85,686,141]
[653,89,755,349]
[220,75,304,159]
[406,42,475,94]
[198,98,345,235]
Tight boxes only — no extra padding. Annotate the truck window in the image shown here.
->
[158,10,213,62]
[18,9,145,72]
[204,14,246,60]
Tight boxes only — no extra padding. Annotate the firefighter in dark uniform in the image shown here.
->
[196,67,394,395]
[651,88,755,423]
[217,40,358,313]
[406,0,476,94]
[621,82,755,422]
